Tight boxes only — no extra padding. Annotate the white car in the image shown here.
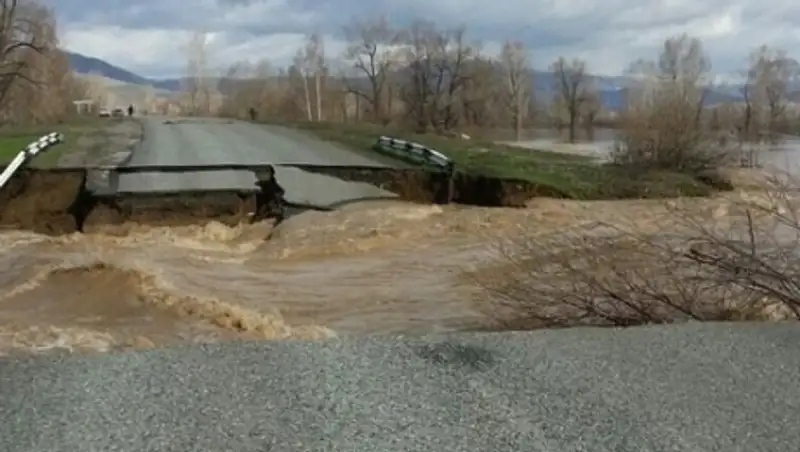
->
[98,107,110,117]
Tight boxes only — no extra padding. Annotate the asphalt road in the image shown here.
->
[1,322,797,451]
[115,117,397,207]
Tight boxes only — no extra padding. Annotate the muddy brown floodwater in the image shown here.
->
[0,195,738,356]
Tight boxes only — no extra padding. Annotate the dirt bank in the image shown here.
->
[0,165,556,233]
[294,165,562,207]
[0,168,284,234]
[0,169,84,234]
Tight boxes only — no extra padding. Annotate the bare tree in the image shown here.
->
[551,57,588,142]
[460,54,497,128]
[0,2,87,124]
[342,16,397,122]
[396,21,474,132]
[617,34,725,171]
[292,49,313,121]
[396,20,436,131]
[435,26,474,132]
[748,46,799,139]
[627,34,710,122]
[740,58,760,143]
[182,30,212,115]
[499,40,530,141]
[580,88,600,138]
[0,0,48,114]
[306,33,326,121]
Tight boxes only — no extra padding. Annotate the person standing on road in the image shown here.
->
[249,107,257,121]
[128,104,135,117]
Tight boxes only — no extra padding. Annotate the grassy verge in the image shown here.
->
[281,121,717,200]
[0,117,109,168]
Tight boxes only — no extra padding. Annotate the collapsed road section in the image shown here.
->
[0,164,552,235]
[0,117,552,235]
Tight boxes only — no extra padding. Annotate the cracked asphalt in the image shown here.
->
[113,117,397,207]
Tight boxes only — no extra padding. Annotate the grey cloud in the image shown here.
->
[52,0,799,76]
[53,0,317,32]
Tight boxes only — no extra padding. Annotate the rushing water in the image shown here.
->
[0,202,507,354]
[3,195,686,355]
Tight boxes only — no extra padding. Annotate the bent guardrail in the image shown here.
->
[372,136,456,203]
[0,132,64,190]
[373,136,455,173]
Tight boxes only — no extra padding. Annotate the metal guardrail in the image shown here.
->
[373,136,455,173]
[0,132,64,190]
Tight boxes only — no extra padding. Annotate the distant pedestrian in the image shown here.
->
[127,104,134,116]
[249,107,257,121]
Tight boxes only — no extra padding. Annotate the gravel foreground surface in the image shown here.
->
[1,322,798,452]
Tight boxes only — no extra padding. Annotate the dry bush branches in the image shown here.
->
[473,177,800,330]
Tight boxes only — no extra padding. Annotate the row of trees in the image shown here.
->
[0,0,90,125]
[180,17,798,144]
[186,19,599,140]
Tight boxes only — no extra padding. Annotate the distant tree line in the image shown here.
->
[178,16,799,144]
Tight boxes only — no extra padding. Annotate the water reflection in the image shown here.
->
[497,127,800,170]
[759,139,800,172]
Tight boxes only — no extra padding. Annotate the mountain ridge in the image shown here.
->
[66,52,181,91]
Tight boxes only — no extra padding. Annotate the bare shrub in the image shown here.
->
[472,179,800,330]
[681,175,800,319]
[473,227,759,330]
[614,34,736,173]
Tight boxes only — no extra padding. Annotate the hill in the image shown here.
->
[66,52,180,91]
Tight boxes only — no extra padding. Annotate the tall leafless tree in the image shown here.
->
[0,1,87,124]
[292,48,313,121]
[396,20,436,131]
[342,16,397,122]
[397,21,474,132]
[182,30,213,115]
[306,33,326,121]
[748,46,799,139]
[741,57,759,143]
[499,40,530,141]
[0,0,47,112]
[551,57,588,142]
[618,35,726,171]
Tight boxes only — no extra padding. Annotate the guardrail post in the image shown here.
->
[444,162,455,204]
[432,163,455,205]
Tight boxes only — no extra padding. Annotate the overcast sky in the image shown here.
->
[49,0,799,79]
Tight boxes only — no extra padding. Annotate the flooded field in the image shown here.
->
[501,128,800,168]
